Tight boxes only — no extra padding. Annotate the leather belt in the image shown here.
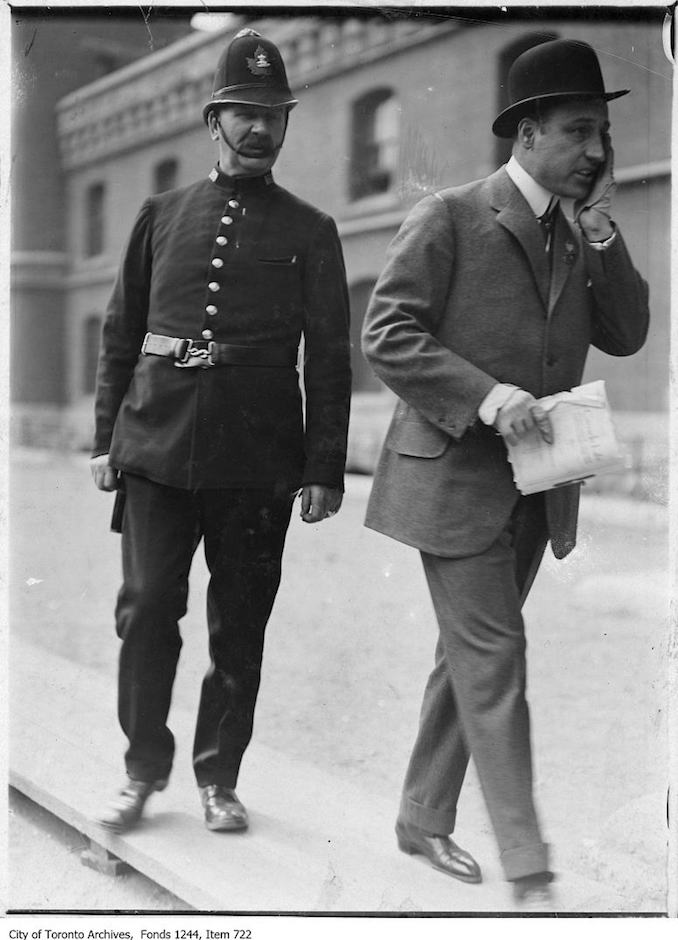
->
[141,332,298,369]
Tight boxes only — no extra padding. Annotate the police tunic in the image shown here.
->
[94,166,352,491]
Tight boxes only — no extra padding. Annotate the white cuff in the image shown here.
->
[478,384,520,425]
[586,229,617,251]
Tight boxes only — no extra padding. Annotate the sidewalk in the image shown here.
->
[9,639,638,913]
[8,450,671,913]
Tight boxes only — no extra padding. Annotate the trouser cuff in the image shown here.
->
[501,842,551,880]
[398,794,457,835]
[125,761,172,784]
[195,772,239,789]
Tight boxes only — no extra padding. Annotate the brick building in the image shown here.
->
[12,11,672,487]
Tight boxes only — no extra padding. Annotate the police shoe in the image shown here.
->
[97,777,168,833]
[200,785,249,831]
[395,819,482,884]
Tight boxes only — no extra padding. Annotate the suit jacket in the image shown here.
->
[362,167,649,559]
[94,166,352,491]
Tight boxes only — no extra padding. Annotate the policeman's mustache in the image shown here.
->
[216,122,279,158]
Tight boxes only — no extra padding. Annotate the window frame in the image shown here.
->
[349,88,400,203]
[153,157,179,194]
[82,313,102,395]
[84,181,106,258]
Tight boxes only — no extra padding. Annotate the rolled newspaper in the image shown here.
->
[505,380,625,495]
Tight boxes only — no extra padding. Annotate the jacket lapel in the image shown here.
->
[548,207,579,315]
[489,169,550,312]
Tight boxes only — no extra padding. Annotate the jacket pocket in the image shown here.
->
[386,409,450,458]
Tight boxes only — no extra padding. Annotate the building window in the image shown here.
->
[83,315,102,394]
[84,182,105,257]
[153,158,179,193]
[495,32,559,167]
[350,89,400,201]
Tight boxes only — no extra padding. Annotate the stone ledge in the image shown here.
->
[9,396,669,505]
[56,15,461,170]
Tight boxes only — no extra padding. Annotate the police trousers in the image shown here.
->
[115,472,294,788]
[399,493,550,881]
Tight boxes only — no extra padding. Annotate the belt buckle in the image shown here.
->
[174,341,214,369]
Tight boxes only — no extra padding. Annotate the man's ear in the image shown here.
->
[207,110,220,142]
[517,117,537,149]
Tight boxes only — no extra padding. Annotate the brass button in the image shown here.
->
[216,236,228,246]
[228,199,239,209]
[208,282,220,292]
[202,329,214,340]
[212,258,224,268]
[205,305,218,315]
[221,216,233,225]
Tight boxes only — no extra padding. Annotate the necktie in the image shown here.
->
[538,197,558,254]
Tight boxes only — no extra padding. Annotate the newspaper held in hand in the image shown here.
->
[506,380,625,495]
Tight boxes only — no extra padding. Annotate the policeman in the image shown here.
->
[91,28,352,833]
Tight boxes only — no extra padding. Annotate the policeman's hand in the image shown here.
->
[575,131,615,241]
[90,454,119,491]
[494,389,553,447]
[300,484,343,524]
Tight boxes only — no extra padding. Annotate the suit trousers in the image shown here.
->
[399,494,550,881]
[115,472,294,788]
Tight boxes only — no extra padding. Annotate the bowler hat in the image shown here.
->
[202,28,298,123]
[492,38,629,138]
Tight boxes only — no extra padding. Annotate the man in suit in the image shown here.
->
[90,28,351,834]
[361,38,648,906]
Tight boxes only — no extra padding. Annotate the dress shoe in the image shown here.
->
[396,819,482,884]
[97,777,167,833]
[512,872,556,910]
[200,785,249,832]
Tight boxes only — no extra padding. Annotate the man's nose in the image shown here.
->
[249,116,269,135]
[585,132,605,162]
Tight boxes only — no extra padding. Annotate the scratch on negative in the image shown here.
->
[24,28,37,57]
[139,5,154,50]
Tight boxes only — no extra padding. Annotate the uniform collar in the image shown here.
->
[208,165,274,192]
[506,156,574,221]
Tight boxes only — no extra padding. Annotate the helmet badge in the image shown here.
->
[247,45,272,76]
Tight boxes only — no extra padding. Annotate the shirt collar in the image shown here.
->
[506,156,554,217]
[208,165,274,192]
[505,156,574,221]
